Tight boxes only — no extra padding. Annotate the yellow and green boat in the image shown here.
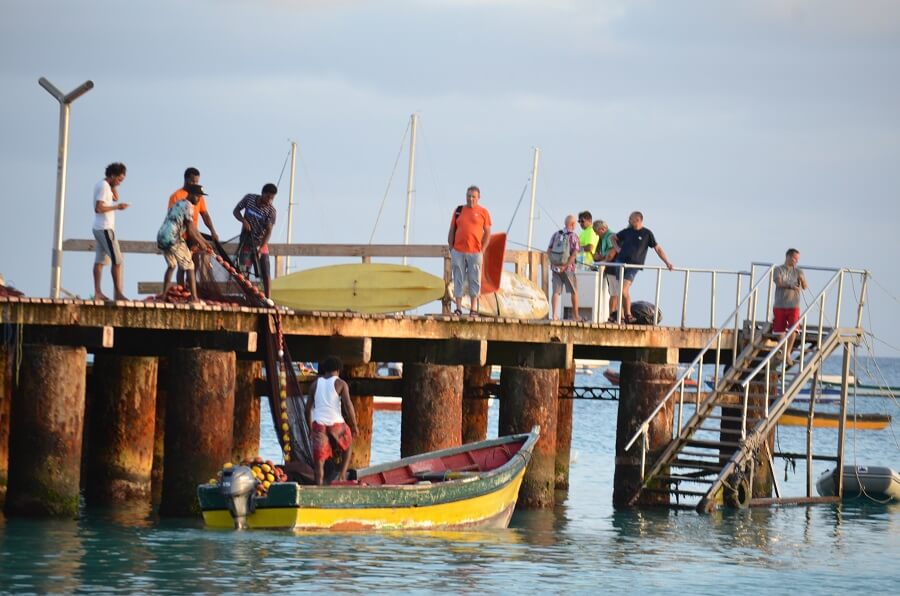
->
[198,427,539,531]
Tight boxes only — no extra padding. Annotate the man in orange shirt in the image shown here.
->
[167,167,219,284]
[447,185,492,315]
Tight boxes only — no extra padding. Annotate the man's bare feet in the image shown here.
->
[95,292,110,301]
[114,293,128,301]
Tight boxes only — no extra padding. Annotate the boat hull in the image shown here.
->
[816,465,900,501]
[778,408,891,430]
[199,431,536,531]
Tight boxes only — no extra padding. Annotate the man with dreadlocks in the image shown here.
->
[232,183,277,296]
[305,356,358,485]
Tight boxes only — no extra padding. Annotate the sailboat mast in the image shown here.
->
[403,113,418,265]
[527,146,540,251]
[285,141,298,274]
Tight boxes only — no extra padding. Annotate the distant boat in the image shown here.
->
[199,428,539,530]
[816,465,900,502]
[778,407,891,430]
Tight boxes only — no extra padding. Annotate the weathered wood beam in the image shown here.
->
[254,376,402,398]
[137,281,263,295]
[282,336,372,364]
[93,329,257,355]
[23,325,114,349]
[372,338,486,366]
[487,341,572,369]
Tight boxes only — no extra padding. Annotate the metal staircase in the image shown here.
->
[623,264,869,512]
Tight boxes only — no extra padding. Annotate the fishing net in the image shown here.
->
[186,236,315,478]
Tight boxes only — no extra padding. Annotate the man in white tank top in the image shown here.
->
[305,356,358,485]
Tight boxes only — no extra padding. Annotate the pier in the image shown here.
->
[0,241,870,516]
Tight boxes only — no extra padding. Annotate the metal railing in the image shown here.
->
[623,263,869,488]
[591,263,749,327]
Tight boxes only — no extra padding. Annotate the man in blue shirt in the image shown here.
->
[610,211,673,324]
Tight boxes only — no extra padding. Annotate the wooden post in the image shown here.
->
[0,346,11,508]
[556,366,575,489]
[462,364,491,444]
[84,355,158,504]
[401,363,462,457]
[499,366,558,508]
[232,360,262,463]
[613,361,676,508]
[150,358,167,506]
[343,362,375,469]
[159,348,235,517]
[5,345,86,517]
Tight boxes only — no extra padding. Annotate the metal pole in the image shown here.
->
[835,344,852,498]
[402,113,418,265]
[285,141,297,275]
[40,77,93,299]
[527,147,540,253]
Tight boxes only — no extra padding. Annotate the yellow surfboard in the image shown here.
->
[476,271,549,320]
[270,263,445,313]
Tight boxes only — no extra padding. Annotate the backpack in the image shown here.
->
[549,230,571,266]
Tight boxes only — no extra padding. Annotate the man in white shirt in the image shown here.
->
[92,162,129,300]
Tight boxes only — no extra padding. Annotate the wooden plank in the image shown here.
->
[94,328,257,355]
[487,341,572,369]
[371,338,487,366]
[283,336,372,364]
[137,281,263,295]
[23,325,114,349]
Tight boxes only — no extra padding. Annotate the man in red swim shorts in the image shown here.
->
[772,248,808,367]
[305,356,358,485]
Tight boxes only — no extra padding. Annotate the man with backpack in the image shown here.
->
[547,214,581,321]
[447,185,492,315]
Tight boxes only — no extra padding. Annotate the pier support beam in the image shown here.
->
[150,359,167,506]
[613,361,676,509]
[499,367,559,508]
[5,344,86,517]
[401,363,462,457]
[555,366,575,489]
[0,346,11,507]
[462,365,491,444]
[159,348,235,517]
[344,362,375,469]
[85,355,158,504]
[232,360,262,463]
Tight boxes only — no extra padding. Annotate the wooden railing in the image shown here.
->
[62,239,551,313]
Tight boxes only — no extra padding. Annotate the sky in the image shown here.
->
[1,0,899,353]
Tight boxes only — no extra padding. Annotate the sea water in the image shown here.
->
[1,357,898,594]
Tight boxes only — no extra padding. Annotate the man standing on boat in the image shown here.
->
[91,162,129,301]
[168,167,220,285]
[547,215,581,321]
[773,248,808,367]
[610,211,673,323]
[233,183,277,296]
[447,185,492,315]
[305,356,359,485]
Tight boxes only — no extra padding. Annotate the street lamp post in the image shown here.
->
[39,76,93,299]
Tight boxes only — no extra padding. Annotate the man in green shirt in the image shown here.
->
[577,211,600,267]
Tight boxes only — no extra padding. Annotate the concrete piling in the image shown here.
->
[5,344,86,517]
[555,366,575,490]
[0,346,11,507]
[499,366,559,508]
[84,355,158,504]
[462,365,491,444]
[401,363,462,457]
[159,348,235,517]
[150,359,168,506]
[232,360,262,463]
[343,363,375,469]
[613,361,677,509]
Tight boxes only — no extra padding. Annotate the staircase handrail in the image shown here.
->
[623,263,777,452]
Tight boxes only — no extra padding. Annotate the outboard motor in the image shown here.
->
[219,465,258,529]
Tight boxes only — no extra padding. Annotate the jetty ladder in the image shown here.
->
[624,264,869,512]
